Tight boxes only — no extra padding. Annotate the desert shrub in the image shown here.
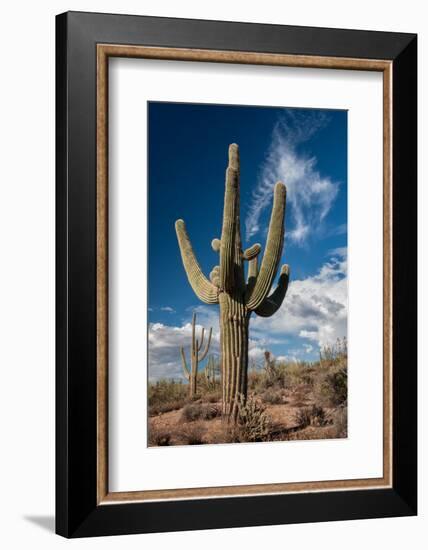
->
[181,403,220,422]
[204,391,222,403]
[233,395,271,442]
[331,405,348,438]
[181,403,203,421]
[148,426,171,446]
[248,361,314,394]
[247,370,265,392]
[294,407,312,428]
[180,422,205,444]
[261,388,284,405]
[294,405,330,428]
[284,362,316,387]
[314,367,347,407]
[319,337,347,368]
[148,379,189,409]
[309,405,329,426]
[261,355,297,390]
[290,384,312,407]
[149,399,187,416]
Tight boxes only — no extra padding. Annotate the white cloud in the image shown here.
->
[328,246,347,258]
[148,320,220,381]
[148,308,286,381]
[248,346,267,365]
[327,223,347,237]
[149,249,347,379]
[245,111,339,245]
[251,248,347,350]
[160,306,176,313]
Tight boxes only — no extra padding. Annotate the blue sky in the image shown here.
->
[147,102,347,380]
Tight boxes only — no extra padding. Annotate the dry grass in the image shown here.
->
[260,388,286,405]
[294,405,330,428]
[179,421,206,445]
[148,425,171,446]
[149,399,187,416]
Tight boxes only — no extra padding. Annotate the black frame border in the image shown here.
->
[56,11,417,538]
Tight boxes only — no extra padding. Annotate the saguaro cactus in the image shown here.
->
[204,355,219,389]
[180,313,212,397]
[176,144,289,419]
[264,350,276,383]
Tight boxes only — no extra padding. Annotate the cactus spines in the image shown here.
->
[175,143,289,420]
[180,313,212,397]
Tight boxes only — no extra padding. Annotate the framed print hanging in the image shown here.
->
[56,11,417,537]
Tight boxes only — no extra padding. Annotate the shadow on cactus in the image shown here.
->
[175,144,290,421]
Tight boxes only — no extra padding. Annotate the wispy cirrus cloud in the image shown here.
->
[160,306,176,313]
[245,111,340,245]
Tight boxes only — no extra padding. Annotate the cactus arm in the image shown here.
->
[243,243,261,260]
[180,347,190,380]
[247,255,258,281]
[198,327,212,361]
[198,327,205,351]
[246,182,286,311]
[246,255,258,294]
[219,144,240,291]
[255,264,290,317]
[175,220,219,304]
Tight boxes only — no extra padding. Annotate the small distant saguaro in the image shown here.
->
[204,354,218,388]
[264,350,275,381]
[176,144,289,420]
[180,313,212,397]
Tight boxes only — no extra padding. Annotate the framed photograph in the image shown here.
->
[56,11,417,537]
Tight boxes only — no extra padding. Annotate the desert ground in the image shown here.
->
[148,339,347,446]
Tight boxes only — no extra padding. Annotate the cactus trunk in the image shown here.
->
[220,294,250,419]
